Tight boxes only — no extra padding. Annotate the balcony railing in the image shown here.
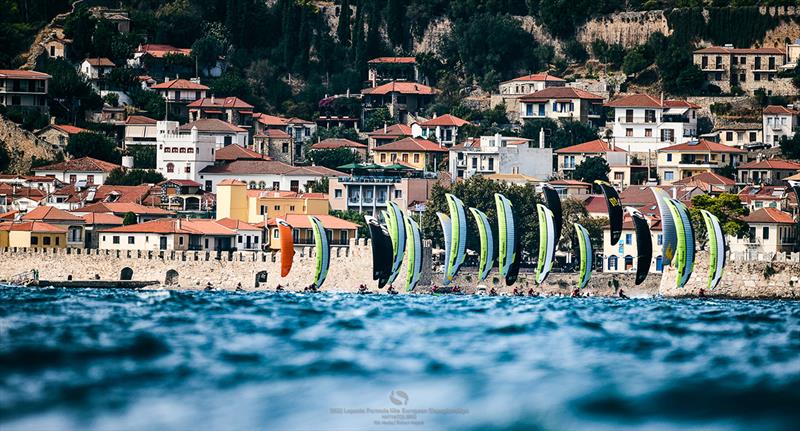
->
[338,176,401,184]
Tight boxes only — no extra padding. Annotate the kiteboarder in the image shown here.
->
[488,287,497,296]
[527,288,536,297]
[275,284,284,292]
[387,285,398,295]
[357,284,368,294]
[451,285,461,294]
[571,288,581,298]
[618,288,629,299]
[699,288,706,298]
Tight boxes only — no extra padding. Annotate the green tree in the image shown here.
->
[385,0,406,48]
[330,209,368,238]
[689,193,749,247]
[41,58,102,124]
[337,0,352,47]
[622,48,650,75]
[126,146,157,169]
[192,35,223,76]
[573,156,610,185]
[0,139,10,172]
[308,148,362,169]
[67,132,120,164]
[307,176,329,193]
[105,168,166,186]
[779,134,800,161]
[309,126,361,143]
[209,70,251,102]
[122,211,137,226]
[364,107,392,132]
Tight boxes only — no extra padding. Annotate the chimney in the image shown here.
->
[494,133,502,148]
[433,112,438,119]
[610,136,615,151]
[176,218,181,231]
[660,92,664,107]
[210,95,215,104]
[539,127,545,149]
[164,76,170,83]
[50,116,56,125]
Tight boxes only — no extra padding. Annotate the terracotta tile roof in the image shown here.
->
[555,139,626,154]
[187,97,254,110]
[21,206,84,222]
[503,72,565,83]
[582,195,608,214]
[763,105,798,116]
[714,122,762,131]
[76,202,173,216]
[0,184,46,201]
[254,129,291,139]
[738,159,800,170]
[125,115,157,125]
[50,124,88,135]
[53,184,152,205]
[362,81,438,96]
[0,70,51,79]
[81,213,124,225]
[743,208,795,224]
[267,214,359,230]
[372,137,447,153]
[738,185,789,203]
[520,87,604,101]
[179,119,246,133]
[620,213,663,231]
[418,114,471,127]
[694,46,784,55]
[672,171,735,189]
[286,117,314,125]
[218,179,247,186]
[216,217,262,231]
[659,139,746,153]
[200,160,343,176]
[162,179,202,187]
[136,44,191,58]
[368,57,416,64]
[151,79,209,90]
[367,123,413,137]
[253,113,289,126]
[100,218,235,235]
[0,221,67,233]
[311,138,367,150]
[215,144,269,162]
[84,57,115,67]
[35,157,121,173]
[549,179,591,187]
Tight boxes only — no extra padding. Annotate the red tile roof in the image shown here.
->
[549,179,591,187]
[743,208,795,224]
[50,124,88,135]
[362,81,438,96]
[605,94,700,109]
[368,57,416,64]
[694,46,784,55]
[660,139,746,153]
[35,157,121,173]
[81,213,124,225]
[0,210,18,220]
[520,87,604,101]
[582,195,609,214]
[77,202,173,216]
[21,206,84,222]
[372,137,447,153]
[0,221,66,233]
[187,97,253,110]
[52,184,152,205]
[84,57,115,67]
[216,217,262,231]
[418,114,471,127]
[255,129,291,139]
[253,113,289,126]
[738,159,800,170]
[555,139,626,154]
[672,171,735,189]
[267,214,359,230]
[199,160,343,176]
[218,179,247,186]
[151,79,209,90]
[136,44,191,58]
[367,123,413,138]
[100,218,235,235]
[215,144,269,162]
[503,72,565,83]
[0,70,51,79]
[311,138,367,150]
[763,105,798,116]
[125,115,157,125]
[179,119,246,133]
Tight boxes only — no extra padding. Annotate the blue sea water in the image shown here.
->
[1,287,799,431]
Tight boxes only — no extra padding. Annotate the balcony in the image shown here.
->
[617,116,658,125]
[338,176,401,184]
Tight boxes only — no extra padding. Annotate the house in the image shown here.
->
[0,221,67,249]
[214,144,269,163]
[73,202,174,224]
[155,119,249,182]
[98,218,236,251]
[361,81,438,124]
[315,115,360,130]
[606,95,700,153]
[554,139,644,188]
[124,115,158,148]
[157,179,212,213]
[366,57,421,87]
[728,208,796,257]
[411,114,472,147]
[372,137,448,171]
[91,8,131,33]
[448,135,553,182]
[197,160,342,194]
[618,185,701,208]
[484,173,543,186]
[253,129,293,163]
[518,87,604,126]
[151,78,209,119]
[310,139,367,160]
[738,185,793,212]
[656,139,745,184]
[188,97,254,134]
[494,72,566,122]
[128,44,192,72]
[548,179,592,197]
[85,103,126,126]
[715,123,763,148]
[79,58,115,90]
[693,45,789,95]
[762,105,798,147]
[80,213,123,248]
[603,213,665,273]
[0,69,50,112]
[0,183,47,213]
[45,184,152,211]
[737,158,800,185]
[42,29,70,59]
[671,171,736,195]
[582,195,610,219]
[34,157,121,186]
[266,214,359,250]
[0,175,62,195]
[215,218,263,251]
[19,205,85,247]
[367,123,412,152]
[35,124,87,149]
[328,174,446,217]
[216,179,330,224]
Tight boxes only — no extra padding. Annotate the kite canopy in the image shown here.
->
[652,188,678,266]
[469,207,494,282]
[542,183,563,242]
[495,193,519,286]
[536,204,556,285]
[404,217,423,292]
[385,202,406,286]
[366,215,393,288]
[701,209,726,290]
[308,216,330,289]
[574,223,592,289]
[436,212,453,285]
[596,180,623,246]
[626,207,652,286]
[276,218,295,278]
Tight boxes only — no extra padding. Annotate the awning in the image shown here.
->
[665,107,689,115]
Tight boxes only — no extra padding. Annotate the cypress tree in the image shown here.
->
[385,0,405,48]
[337,0,351,47]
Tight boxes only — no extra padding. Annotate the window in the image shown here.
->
[167,163,175,173]
[614,172,624,181]
[625,109,633,122]
[274,205,281,211]
[394,190,402,198]
[258,181,266,190]
[413,154,420,163]
[205,180,212,192]
[644,110,655,123]
[87,175,94,185]
[249,181,256,189]
[273,229,279,239]
[625,233,632,245]
[113,236,120,244]
[69,174,77,183]
[289,205,295,211]
[282,143,289,153]
[763,227,770,240]
[179,148,186,153]
[43,237,51,246]
[31,236,39,245]
[238,236,242,244]
[624,255,634,271]
[402,154,408,162]
[188,148,194,153]
[128,236,135,244]
[726,131,733,141]
[224,136,232,146]
[664,171,674,181]
[749,132,757,142]
[645,129,652,137]
[184,166,191,173]
[608,255,618,271]
[272,182,280,190]
[666,154,673,162]
[657,234,663,245]
[205,239,209,248]
[179,236,184,245]
[488,158,494,171]
[526,104,533,117]
[625,128,633,137]
[380,153,386,162]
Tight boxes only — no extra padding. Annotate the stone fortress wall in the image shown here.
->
[0,241,798,299]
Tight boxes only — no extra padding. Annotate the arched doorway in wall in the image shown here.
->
[165,269,179,285]
[120,267,134,280]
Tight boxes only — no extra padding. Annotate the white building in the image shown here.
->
[449,134,553,182]
[606,94,700,153]
[197,160,342,194]
[762,105,798,147]
[518,87,605,126]
[34,157,121,186]
[156,119,248,182]
[728,208,797,258]
[79,58,115,82]
[603,214,665,273]
[411,114,471,147]
[0,69,50,112]
[124,115,158,148]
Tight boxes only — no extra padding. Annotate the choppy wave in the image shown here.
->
[0,287,798,430]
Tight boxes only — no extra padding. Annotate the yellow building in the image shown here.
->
[0,221,68,248]
[265,214,359,250]
[372,137,448,171]
[216,179,330,224]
